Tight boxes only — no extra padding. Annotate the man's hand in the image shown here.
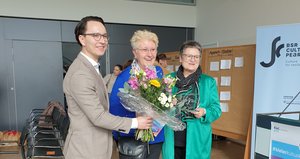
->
[136,116,153,129]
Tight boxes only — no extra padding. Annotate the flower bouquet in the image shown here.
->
[118,66,185,142]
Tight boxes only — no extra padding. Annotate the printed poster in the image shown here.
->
[252,23,300,159]
[270,122,300,159]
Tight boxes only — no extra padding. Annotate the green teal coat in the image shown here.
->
[162,73,222,159]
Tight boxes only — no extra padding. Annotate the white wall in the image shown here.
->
[0,0,196,27]
[196,0,300,47]
[3,0,300,46]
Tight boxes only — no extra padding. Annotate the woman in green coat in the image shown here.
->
[163,41,222,159]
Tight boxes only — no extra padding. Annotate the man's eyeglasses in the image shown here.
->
[136,48,157,53]
[182,54,201,60]
[82,33,109,41]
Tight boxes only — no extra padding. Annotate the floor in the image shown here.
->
[0,139,245,159]
[211,139,245,159]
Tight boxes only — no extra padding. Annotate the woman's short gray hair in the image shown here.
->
[179,40,202,55]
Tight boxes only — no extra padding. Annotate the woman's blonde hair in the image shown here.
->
[130,29,159,49]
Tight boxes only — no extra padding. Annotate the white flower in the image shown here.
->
[165,103,169,107]
[167,96,172,103]
[159,93,168,105]
[161,100,166,105]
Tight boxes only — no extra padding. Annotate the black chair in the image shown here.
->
[20,108,58,159]
[28,114,69,159]
[21,106,69,159]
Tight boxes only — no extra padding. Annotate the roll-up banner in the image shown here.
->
[251,23,300,159]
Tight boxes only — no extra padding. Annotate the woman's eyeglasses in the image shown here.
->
[136,48,157,53]
[182,54,201,60]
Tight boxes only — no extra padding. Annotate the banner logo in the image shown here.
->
[260,36,284,67]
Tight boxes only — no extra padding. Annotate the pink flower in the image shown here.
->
[128,77,139,90]
[165,87,172,93]
[163,77,171,84]
[142,82,148,89]
[145,67,157,80]
[172,97,177,105]
[164,77,176,86]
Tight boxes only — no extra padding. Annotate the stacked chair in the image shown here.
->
[20,101,69,159]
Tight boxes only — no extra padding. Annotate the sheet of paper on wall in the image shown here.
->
[220,102,229,112]
[220,59,231,69]
[220,91,231,101]
[213,77,218,86]
[166,65,174,72]
[234,56,244,67]
[220,76,231,86]
[210,61,219,71]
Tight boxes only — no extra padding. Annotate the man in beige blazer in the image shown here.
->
[63,16,152,159]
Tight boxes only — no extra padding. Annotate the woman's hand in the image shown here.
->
[191,107,206,118]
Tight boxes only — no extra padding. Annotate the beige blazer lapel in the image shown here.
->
[77,54,109,107]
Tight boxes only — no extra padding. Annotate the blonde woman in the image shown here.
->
[110,30,164,159]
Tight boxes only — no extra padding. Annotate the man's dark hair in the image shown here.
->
[74,16,105,46]
[156,53,167,62]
